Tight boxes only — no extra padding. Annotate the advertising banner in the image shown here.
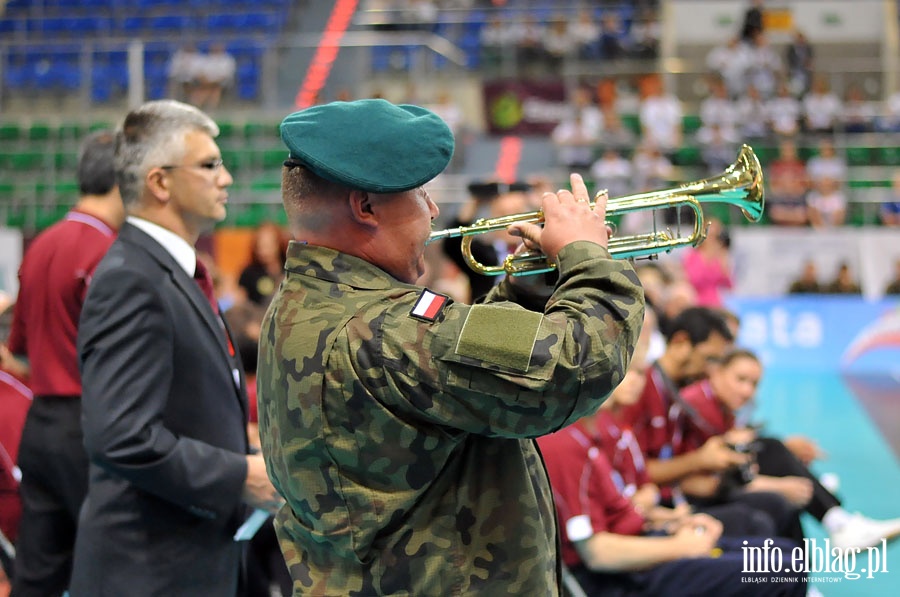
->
[482,80,569,135]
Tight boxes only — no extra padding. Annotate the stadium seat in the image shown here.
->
[845,146,871,167]
[877,146,900,166]
[0,124,22,142]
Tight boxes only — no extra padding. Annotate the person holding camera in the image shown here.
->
[679,348,900,551]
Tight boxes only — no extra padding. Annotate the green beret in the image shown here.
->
[279,99,455,193]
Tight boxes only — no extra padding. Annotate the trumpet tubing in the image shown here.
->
[431,144,765,276]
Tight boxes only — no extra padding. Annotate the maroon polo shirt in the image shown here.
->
[0,370,32,542]
[538,422,645,568]
[618,366,673,459]
[594,410,651,496]
[7,210,117,397]
[678,380,734,455]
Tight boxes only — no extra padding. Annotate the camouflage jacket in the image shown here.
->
[257,240,644,596]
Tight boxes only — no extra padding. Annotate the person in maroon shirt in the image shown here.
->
[0,130,123,597]
[537,337,805,596]
[680,349,900,551]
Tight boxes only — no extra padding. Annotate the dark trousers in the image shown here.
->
[570,537,806,597]
[754,437,841,522]
[12,396,88,597]
[691,490,806,546]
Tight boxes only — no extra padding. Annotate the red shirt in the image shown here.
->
[0,370,32,542]
[538,422,646,568]
[619,365,680,459]
[678,380,734,454]
[7,210,117,396]
[594,410,650,497]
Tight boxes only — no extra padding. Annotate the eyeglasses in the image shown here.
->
[160,158,225,172]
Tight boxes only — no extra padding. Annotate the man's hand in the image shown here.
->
[507,173,609,263]
[243,454,283,514]
[0,343,29,380]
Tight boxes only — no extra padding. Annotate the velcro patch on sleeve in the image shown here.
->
[455,304,542,372]
[565,514,594,542]
[409,289,450,322]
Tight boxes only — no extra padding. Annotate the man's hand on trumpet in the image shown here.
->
[508,173,610,265]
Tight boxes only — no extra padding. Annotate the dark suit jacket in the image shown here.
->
[72,223,250,597]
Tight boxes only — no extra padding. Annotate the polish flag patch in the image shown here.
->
[410,289,450,322]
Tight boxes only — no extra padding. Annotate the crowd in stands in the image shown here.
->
[167,43,237,110]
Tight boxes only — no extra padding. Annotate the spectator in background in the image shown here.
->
[698,123,739,176]
[590,147,632,200]
[543,17,575,72]
[706,36,751,99]
[787,259,822,294]
[740,0,765,42]
[552,87,603,171]
[803,75,843,136]
[597,11,626,60]
[879,169,900,226]
[697,77,739,144]
[766,82,802,137]
[189,43,236,110]
[745,30,782,100]
[639,75,683,157]
[681,218,733,308]
[734,83,769,140]
[570,8,601,59]
[784,29,814,97]
[806,138,847,184]
[766,139,809,226]
[599,104,638,150]
[876,89,900,132]
[840,84,877,134]
[806,178,847,227]
[511,14,547,75]
[167,43,201,102]
[479,17,516,68]
[0,131,122,597]
[824,262,862,294]
[238,222,291,308]
[628,5,661,59]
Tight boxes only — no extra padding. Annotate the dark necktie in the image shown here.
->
[194,258,219,314]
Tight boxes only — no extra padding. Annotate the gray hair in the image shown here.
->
[115,100,219,207]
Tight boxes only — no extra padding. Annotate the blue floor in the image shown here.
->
[753,369,900,596]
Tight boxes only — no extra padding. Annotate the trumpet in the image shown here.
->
[429,144,765,276]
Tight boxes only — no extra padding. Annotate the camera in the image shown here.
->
[728,441,759,485]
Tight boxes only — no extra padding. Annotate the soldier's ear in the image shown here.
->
[349,191,377,228]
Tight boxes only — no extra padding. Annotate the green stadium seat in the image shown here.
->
[54,151,80,170]
[876,146,900,166]
[217,121,236,139]
[0,124,21,142]
[682,114,702,135]
[28,123,52,141]
[673,146,702,167]
[845,146,871,167]
[58,122,83,140]
[0,182,14,203]
[54,180,80,197]
[249,178,281,193]
[620,114,640,135]
[261,149,288,169]
[10,151,46,170]
[243,122,278,140]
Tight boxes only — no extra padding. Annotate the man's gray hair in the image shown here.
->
[115,100,219,207]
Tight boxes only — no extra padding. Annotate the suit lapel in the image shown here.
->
[119,224,246,405]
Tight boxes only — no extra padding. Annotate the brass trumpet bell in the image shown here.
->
[429,144,765,276]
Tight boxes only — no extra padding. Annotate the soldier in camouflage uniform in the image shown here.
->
[257,98,645,596]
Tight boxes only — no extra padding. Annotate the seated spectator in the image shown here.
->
[784,29,814,97]
[596,11,627,60]
[697,77,739,144]
[680,349,900,549]
[552,88,603,171]
[166,43,201,102]
[879,169,900,226]
[745,30,782,100]
[876,90,900,133]
[598,104,637,150]
[706,36,751,99]
[824,262,862,294]
[570,9,600,59]
[787,259,822,294]
[511,15,547,74]
[590,147,632,200]
[841,84,877,133]
[238,222,291,308]
[698,123,739,175]
[189,43,236,110]
[766,139,809,226]
[538,331,805,596]
[803,75,843,135]
[542,17,575,71]
[765,82,802,137]
[639,76,683,156]
[884,259,900,295]
[806,177,847,228]
[628,6,661,60]
[734,83,769,140]
[681,218,733,308]
[805,138,847,184]
[479,17,516,68]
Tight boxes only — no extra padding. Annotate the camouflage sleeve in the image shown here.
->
[356,240,644,438]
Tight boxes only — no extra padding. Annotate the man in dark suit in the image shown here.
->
[72,100,280,596]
